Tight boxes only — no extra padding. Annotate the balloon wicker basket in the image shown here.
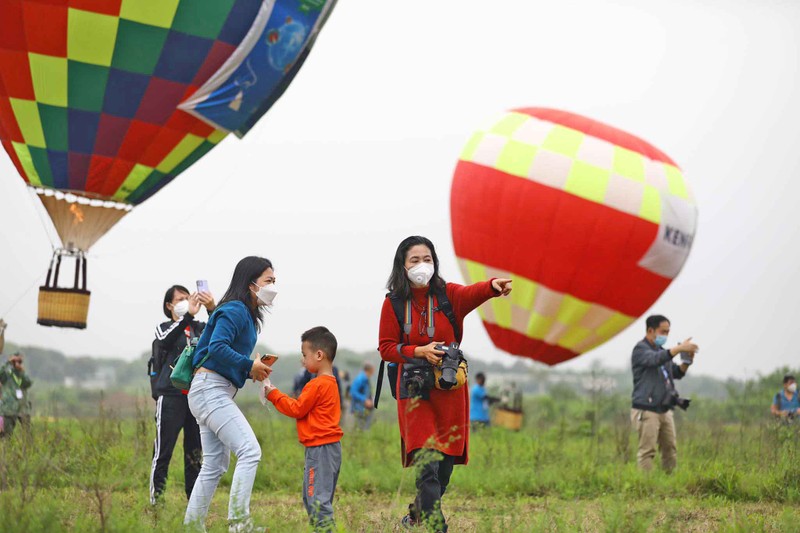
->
[37,287,90,329]
[37,249,91,329]
[492,407,523,431]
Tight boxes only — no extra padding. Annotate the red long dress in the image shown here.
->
[378,280,498,467]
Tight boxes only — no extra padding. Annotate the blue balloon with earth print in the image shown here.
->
[267,18,308,72]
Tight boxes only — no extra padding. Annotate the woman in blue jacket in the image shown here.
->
[184,256,276,532]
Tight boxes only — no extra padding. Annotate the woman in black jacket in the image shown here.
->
[148,284,215,505]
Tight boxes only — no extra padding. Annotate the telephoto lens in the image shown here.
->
[437,342,462,389]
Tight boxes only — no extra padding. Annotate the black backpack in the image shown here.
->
[373,286,461,409]
[148,338,166,401]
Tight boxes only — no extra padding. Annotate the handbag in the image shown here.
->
[169,338,210,390]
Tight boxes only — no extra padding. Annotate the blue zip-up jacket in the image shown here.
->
[193,301,257,388]
[350,371,371,413]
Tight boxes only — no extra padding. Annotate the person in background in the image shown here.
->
[149,285,215,506]
[340,369,352,415]
[0,352,33,438]
[265,326,343,532]
[630,315,699,473]
[184,256,275,533]
[0,318,7,354]
[293,365,311,398]
[294,365,345,411]
[350,362,375,430]
[771,374,800,421]
[470,372,498,430]
[0,320,6,436]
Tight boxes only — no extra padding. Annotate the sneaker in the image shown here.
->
[401,514,418,529]
[228,517,267,533]
[401,503,419,529]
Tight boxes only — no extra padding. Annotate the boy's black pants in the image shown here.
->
[150,394,202,504]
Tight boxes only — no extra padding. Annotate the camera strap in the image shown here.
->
[376,290,462,409]
[660,365,674,391]
[404,295,436,339]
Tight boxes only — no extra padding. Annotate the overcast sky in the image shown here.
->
[1,0,798,379]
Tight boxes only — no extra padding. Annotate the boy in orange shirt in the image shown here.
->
[265,326,343,531]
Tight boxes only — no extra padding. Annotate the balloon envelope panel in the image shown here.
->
[0,0,335,253]
[450,108,698,365]
[0,0,264,207]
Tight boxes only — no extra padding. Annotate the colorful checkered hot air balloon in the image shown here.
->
[451,108,698,365]
[0,0,335,328]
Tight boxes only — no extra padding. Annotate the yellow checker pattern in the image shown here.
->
[12,142,42,186]
[206,129,228,145]
[459,259,635,354]
[28,54,68,107]
[156,134,204,173]
[10,98,46,148]
[114,164,154,200]
[458,111,695,224]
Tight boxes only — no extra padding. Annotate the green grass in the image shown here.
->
[2,392,800,532]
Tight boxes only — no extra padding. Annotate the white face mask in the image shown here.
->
[173,300,189,317]
[253,282,278,307]
[406,262,435,286]
[789,383,797,393]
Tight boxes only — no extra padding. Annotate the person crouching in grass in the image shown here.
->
[264,327,343,532]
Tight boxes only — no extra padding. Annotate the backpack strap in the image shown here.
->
[374,358,386,409]
[433,285,461,344]
[374,293,406,410]
[388,293,406,334]
[391,287,461,342]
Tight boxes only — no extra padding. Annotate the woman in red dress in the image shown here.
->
[378,236,512,531]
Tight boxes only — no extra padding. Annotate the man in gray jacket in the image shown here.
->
[631,315,698,472]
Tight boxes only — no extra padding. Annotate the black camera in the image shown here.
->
[663,389,691,411]
[435,342,463,390]
[402,362,435,398]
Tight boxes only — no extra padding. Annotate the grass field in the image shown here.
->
[2,390,800,532]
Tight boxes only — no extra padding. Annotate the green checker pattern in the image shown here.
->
[0,0,258,205]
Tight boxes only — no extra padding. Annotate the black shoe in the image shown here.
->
[401,503,419,529]
[401,514,418,529]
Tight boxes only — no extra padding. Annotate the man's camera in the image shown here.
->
[435,342,463,390]
[663,389,691,411]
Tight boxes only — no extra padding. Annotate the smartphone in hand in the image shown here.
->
[196,279,210,293]
[260,354,279,366]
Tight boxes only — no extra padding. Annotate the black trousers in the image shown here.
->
[412,449,455,531]
[150,394,202,504]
